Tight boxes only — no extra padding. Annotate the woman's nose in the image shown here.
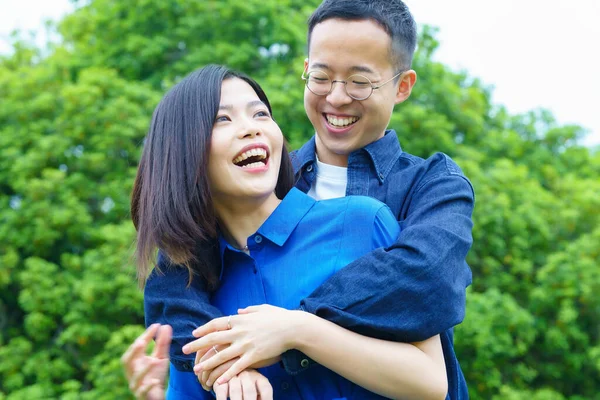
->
[239,120,262,139]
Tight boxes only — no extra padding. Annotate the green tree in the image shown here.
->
[1,0,598,398]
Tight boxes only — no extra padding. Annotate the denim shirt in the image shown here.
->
[144,130,474,399]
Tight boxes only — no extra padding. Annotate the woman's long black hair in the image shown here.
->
[131,65,295,290]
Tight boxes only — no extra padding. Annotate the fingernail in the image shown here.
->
[193,365,201,373]
[182,346,189,354]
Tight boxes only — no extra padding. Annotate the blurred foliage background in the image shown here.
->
[0,0,599,399]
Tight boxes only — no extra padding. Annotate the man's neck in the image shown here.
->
[314,137,348,167]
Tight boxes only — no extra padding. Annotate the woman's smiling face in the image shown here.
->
[207,77,284,204]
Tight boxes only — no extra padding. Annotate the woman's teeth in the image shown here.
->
[241,161,266,169]
[233,148,267,165]
[326,114,359,127]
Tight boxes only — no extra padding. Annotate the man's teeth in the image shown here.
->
[241,161,266,169]
[233,148,267,164]
[326,115,359,127]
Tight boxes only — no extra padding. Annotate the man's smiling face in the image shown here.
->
[304,18,405,167]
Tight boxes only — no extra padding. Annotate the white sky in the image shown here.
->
[1,0,599,147]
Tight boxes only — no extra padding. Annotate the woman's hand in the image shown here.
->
[121,324,172,400]
[212,369,273,400]
[195,346,280,389]
[183,305,303,384]
[194,345,237,390]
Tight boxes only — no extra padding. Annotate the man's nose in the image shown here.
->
[326,81,353,107]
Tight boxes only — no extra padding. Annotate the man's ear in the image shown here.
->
[304,58,309,72]
[395,70,417,104]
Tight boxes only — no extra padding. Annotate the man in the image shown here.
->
[125,0,474,398]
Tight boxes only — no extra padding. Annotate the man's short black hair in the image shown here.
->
[308,0,417,71]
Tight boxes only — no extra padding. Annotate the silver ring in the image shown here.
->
[212,345,219,354]
[227,315,232,330]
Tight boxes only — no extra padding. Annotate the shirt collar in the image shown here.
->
[359,130,402,183]
[218,188,316,279]
[292,129,402,183]
[257,187,315,246]
[291,135,317,173]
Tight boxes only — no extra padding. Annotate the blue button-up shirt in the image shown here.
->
[145,130,474,399]
[167,188,400,399]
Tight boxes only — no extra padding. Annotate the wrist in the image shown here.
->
[287,310,318,353]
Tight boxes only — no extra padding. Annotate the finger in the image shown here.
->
[239,371,258,399]
[183,331,234,355]
[237,306,260,314]
[198,345,219,363]
[205,359,237,387]
[129,358,160,392]
[228,376,242,400]
[195,349,210,370]
[121,324,159,374]
[194,344,221,374]
[134,377,161,399]
[256,376,273,400]
[151,325,172,360]
[200,369,212,391]
[192,316,230,338]
[198,345,242,373]
[237,304,271,314]
[216,355,253,385]
[213,381,229,400]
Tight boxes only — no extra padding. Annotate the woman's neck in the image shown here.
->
[214,192,282,250]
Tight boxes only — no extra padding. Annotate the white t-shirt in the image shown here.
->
[307,155,348,200]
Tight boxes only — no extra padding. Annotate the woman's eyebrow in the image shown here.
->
[218,100,266,111]
[246,100,266,109]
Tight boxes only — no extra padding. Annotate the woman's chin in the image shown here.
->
[226,184,278,200]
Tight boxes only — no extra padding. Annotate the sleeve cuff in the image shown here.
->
[171,356,195,372]
[280,349,315,375]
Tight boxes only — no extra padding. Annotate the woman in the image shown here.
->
[124,65,447,400]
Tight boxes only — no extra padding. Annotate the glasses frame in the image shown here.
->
[301,69,404,101]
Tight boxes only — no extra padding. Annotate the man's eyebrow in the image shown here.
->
[309,62,330,70]
[349,65,375,74]
[218,100,266,111]
[308,63,376,75]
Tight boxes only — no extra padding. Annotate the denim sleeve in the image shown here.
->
[144,250,223,372]
[300,172,474,344]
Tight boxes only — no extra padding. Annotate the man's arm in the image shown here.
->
[144,250,224,372]
[300,171,474,342]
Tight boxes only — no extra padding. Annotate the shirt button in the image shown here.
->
[281,382,290,390]
[254,235,263,244]
[306,164,313,172]
[300,359,310,368]
[182,362,191,371]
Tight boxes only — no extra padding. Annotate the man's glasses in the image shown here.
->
[301,70,404,101]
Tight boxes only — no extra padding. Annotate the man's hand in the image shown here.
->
[121,324,172,399]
